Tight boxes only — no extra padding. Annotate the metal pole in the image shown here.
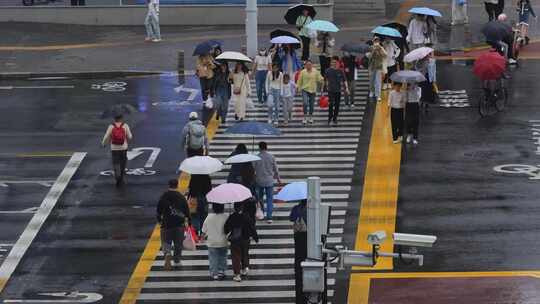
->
[177,50,185,85]
[245,0,258,57]
[307,177,321,260]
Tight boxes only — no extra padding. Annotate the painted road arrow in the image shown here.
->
[3,292,103,303]
[174,85,199,100]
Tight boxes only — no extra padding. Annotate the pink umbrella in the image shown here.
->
[206,183,252,204]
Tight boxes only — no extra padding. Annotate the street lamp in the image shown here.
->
[245,0,258,57]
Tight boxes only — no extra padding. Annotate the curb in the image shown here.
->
[0,70,165,80]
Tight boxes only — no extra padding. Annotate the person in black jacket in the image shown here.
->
[188,174,212,236]
[157,179,191,270]
[227,144,249,183]
[224,202,259,282]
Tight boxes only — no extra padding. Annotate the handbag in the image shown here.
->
[319,95,329,108]
[188,196,198,214]
[233,76,245,95]
[255,205,264,220]
[183,226,197,251]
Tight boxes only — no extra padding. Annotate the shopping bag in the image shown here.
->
[255,204,265,220]
[183,227,197,251]
[319,95,329,108]
[187,225,200,243]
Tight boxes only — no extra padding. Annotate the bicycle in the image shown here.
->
[478,78,508,117]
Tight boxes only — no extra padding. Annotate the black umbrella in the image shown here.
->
[340,42,370,54]
[482,21,512,42]
[193,40,222,56]
[284,4,316,25]
[270,29,298,39]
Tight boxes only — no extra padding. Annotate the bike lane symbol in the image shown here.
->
[493,164,540,180]
[91,81,127,92]
[100,147,161,177]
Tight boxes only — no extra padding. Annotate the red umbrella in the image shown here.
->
[473,51,506,80]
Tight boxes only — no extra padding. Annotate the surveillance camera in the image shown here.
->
[393,233,437,248]
[367,230,387,245]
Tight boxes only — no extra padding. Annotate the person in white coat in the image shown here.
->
[406,14,428,50]
[382,39,400,89]
[145,0,161,42]
[229,63,251,121]
[452,0,469,25]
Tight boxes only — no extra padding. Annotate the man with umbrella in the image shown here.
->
[294,8,314,61]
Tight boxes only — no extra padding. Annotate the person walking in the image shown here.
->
[230,62,251,121]
[290,199,308,304]
[406,14,428,50]
[517,0,537,45]
[279,45,302,78]
[296,60,324,125]
[425,16,438,46]
[253,48,271,104]
[266,64,284,126]
[180,112,208,157]
[101,114,133,187]
[213,62,231,124]
[382,39,400,90]
[485,0,499,21]
[324,57,349,125]
[452,0,469,25]
[144,0,161,42]
[71,0,85,5]
[315,32,335,77]
[202,203,229,280]
[157,179,191,270]
[405,83,422,145]
[342,52,357,108]
[227,144,249,183]
[224,202,259,282]
[281,73,297,125]
[296,9,314,61]
[415,51,437,110]
[389,83,405,144]
[188,174,212,236]
[367,37,387,102]
[196,54,216,104]
[253,141,281,223]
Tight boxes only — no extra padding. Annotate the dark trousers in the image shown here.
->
[319,55,330,77]
[328,92,341,123]
[187,147,204,157]
[199,77,214,101]
[496,0,504,17]
[300,36,311,61]
[111,150,127,183]
[71,0,85,5]
[160,227,185,263]
[231,240,250,274]
[390,108,404,141]
[485,2,498,20]
[294,232,308,304]
[384,65,399,83]
[406,103,420,140]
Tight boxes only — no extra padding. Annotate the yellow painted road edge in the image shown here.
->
[119,113,220,304]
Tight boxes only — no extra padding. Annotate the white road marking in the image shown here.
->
[0,153,86,291]
[3,292,102,303]
[0,86,75,90]
[0,207,38,214]
[0,180,54,188]
[174,85,199,100]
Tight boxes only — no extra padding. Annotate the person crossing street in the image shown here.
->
[181,112,209,157]
[324,57,349,125]
[296,60,324,125]
[144,0,161,42]
[101,114,133,187]
[254,142,281,223]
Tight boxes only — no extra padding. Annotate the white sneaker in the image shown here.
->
[267,119,272,124]
[309,117,314,124]
[233,275,242,282]
[406,135,412,144]
[267,219,273,224]
[377,97,382,102]
[393,139,400,144]
[213,275,220,280]
[412,139,419,145]
[369,92,374,98]
[152,38,161,42]
[302,118,307,125]
[351,104,355,108]
[509,58,517,65]
[241,267,249,276]
[398,136,403,142]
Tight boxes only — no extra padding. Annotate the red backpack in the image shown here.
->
[111,123,126,145]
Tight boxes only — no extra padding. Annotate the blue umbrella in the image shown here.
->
[371,26,402,38]
[408,7,442,17]
[306,20,340,32]
[224,121,281,151]
[274,182,307,202]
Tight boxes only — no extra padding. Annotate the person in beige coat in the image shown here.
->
[229,62,251,121]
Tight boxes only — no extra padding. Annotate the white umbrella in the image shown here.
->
[215,51,252,63]
[271,35,301,44]
[404,47,434,63]
[206,183,252,204]
[179,156,223,175]
[225,153,261,164]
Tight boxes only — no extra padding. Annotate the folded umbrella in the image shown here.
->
[408,7,442,17]
[306,20,340,32]
[284,4,316,25]
[341,42,370,54]
[371,26,402,38]
[271,35,301,44]
[473,51,507,80]
[390,70,426,83]
[482,21,512,43]
[404,47,434,63]
[274,181,307,202]
[206,183,252,204]
[225,153,261,164]
[179,156,223,175]
[216,51,252,63]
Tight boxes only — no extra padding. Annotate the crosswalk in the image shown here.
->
[137,70,369,303]
[437,90,470,108]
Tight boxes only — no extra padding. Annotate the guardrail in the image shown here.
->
[0,2,333,25]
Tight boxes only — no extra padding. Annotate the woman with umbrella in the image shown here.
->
[407,14,429,50]
[414,50,437,109]
[367,37,387,102]
[382,38,401,89]
[213,62,231,124]
[229,62,251,121]
[196,53,216,105]
[295,8,314,61]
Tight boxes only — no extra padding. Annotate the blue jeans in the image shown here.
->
[255,70,267,104]
[267,88,281,122]
[256,185,274,220]
[214,86,230,123]
[144,12,161,40]
[208,247,228,276]
[302,90,315,116]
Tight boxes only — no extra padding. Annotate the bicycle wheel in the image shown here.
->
[478,93,489,117]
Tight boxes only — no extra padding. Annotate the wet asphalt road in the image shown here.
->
[0,74,201,302]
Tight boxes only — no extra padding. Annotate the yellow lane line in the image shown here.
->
[15,152,73,158]
[351,270,540,279]
[118,113,220,304]
[352,91,401,271]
